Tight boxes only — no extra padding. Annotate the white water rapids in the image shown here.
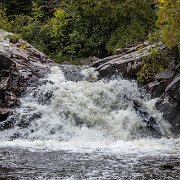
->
[0,66,179,156]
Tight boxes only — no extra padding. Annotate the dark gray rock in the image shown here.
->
[5,91,20,107]
[155,70,175,81]
[92,42,166,79]
[156,95,180,135]
[145,79,173,98]
[165,75,180,101]
[145,81,164,98]
[133,100,162,138]
[175,62,180,73]
[0,53,13,70]
[59,64,84,81]
[0,108,11,121]
[156,75,180,135]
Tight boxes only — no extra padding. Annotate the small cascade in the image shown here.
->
[0,65,171,145]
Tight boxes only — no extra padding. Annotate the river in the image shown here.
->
[0,66,179,179]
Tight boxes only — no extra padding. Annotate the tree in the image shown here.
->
[43,0,157,61]
[157,0,180,49]
[0,0,157,63]
[0,4,10,31]
[36,0,62,18]
[0,0,32,18]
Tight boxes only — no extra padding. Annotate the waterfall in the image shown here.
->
[0,66,176,153]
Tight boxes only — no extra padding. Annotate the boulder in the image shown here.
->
[156,75,180,135]
[166,75,180,101]
[156,95,180,135]
[145,81,166,98]
[0,108,11,121]
[155,70,175,81]
[59,64,84,81]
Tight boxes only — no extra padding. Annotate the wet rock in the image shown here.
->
[5,91,20,107]
[166,75,180,101]
[98,64,115,78]
[145,80,170,98]
[0,29,54,125]
[0,119,15,130]
[0,53,13,70]
[155,70,175,81]
[175,62,180,73]
[92,42,166,79]
[17,112,42,128]
[156,75,180,135]
[133,100,162,138]
[161,164,174,170]
[0,108,11,121]
[59,65,84,81]
[0,78,8,102]
[156,74,180,136]
[33,90,53,105]
[156,95,180,135]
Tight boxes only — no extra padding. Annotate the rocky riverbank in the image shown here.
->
[0,29,54,125]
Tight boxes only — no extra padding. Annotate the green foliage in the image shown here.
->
[0,0,157,63]
[137,49,169,84]
[0,4,10,31]
[40,0,157,62]
[8,33,22,43]
[1,0,32,18]
[157,0,180,49]
[106,20,146,53]
[35,0,62,18]
[31,1,43,21]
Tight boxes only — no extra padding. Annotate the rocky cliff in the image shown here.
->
[0,29,54,125]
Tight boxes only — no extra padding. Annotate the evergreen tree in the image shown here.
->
[0,0,32,17]
[36,0,62,18]
[157,0,180,49]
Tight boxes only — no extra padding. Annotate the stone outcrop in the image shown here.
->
[92,42,166,79]
[156,75,180,135]
[0,29,54,123]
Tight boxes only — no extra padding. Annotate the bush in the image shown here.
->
[137,49,171,84]
[0,4,11,31]
[156,0,180,49]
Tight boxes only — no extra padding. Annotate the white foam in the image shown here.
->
[0,66,179,155]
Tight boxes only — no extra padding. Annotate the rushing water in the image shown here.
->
[0,66,179,179]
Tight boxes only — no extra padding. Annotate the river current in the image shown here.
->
[0,66,179,179]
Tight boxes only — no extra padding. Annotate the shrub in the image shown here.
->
[137,49,168,84]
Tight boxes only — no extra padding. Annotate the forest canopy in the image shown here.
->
[0,0,179,63]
